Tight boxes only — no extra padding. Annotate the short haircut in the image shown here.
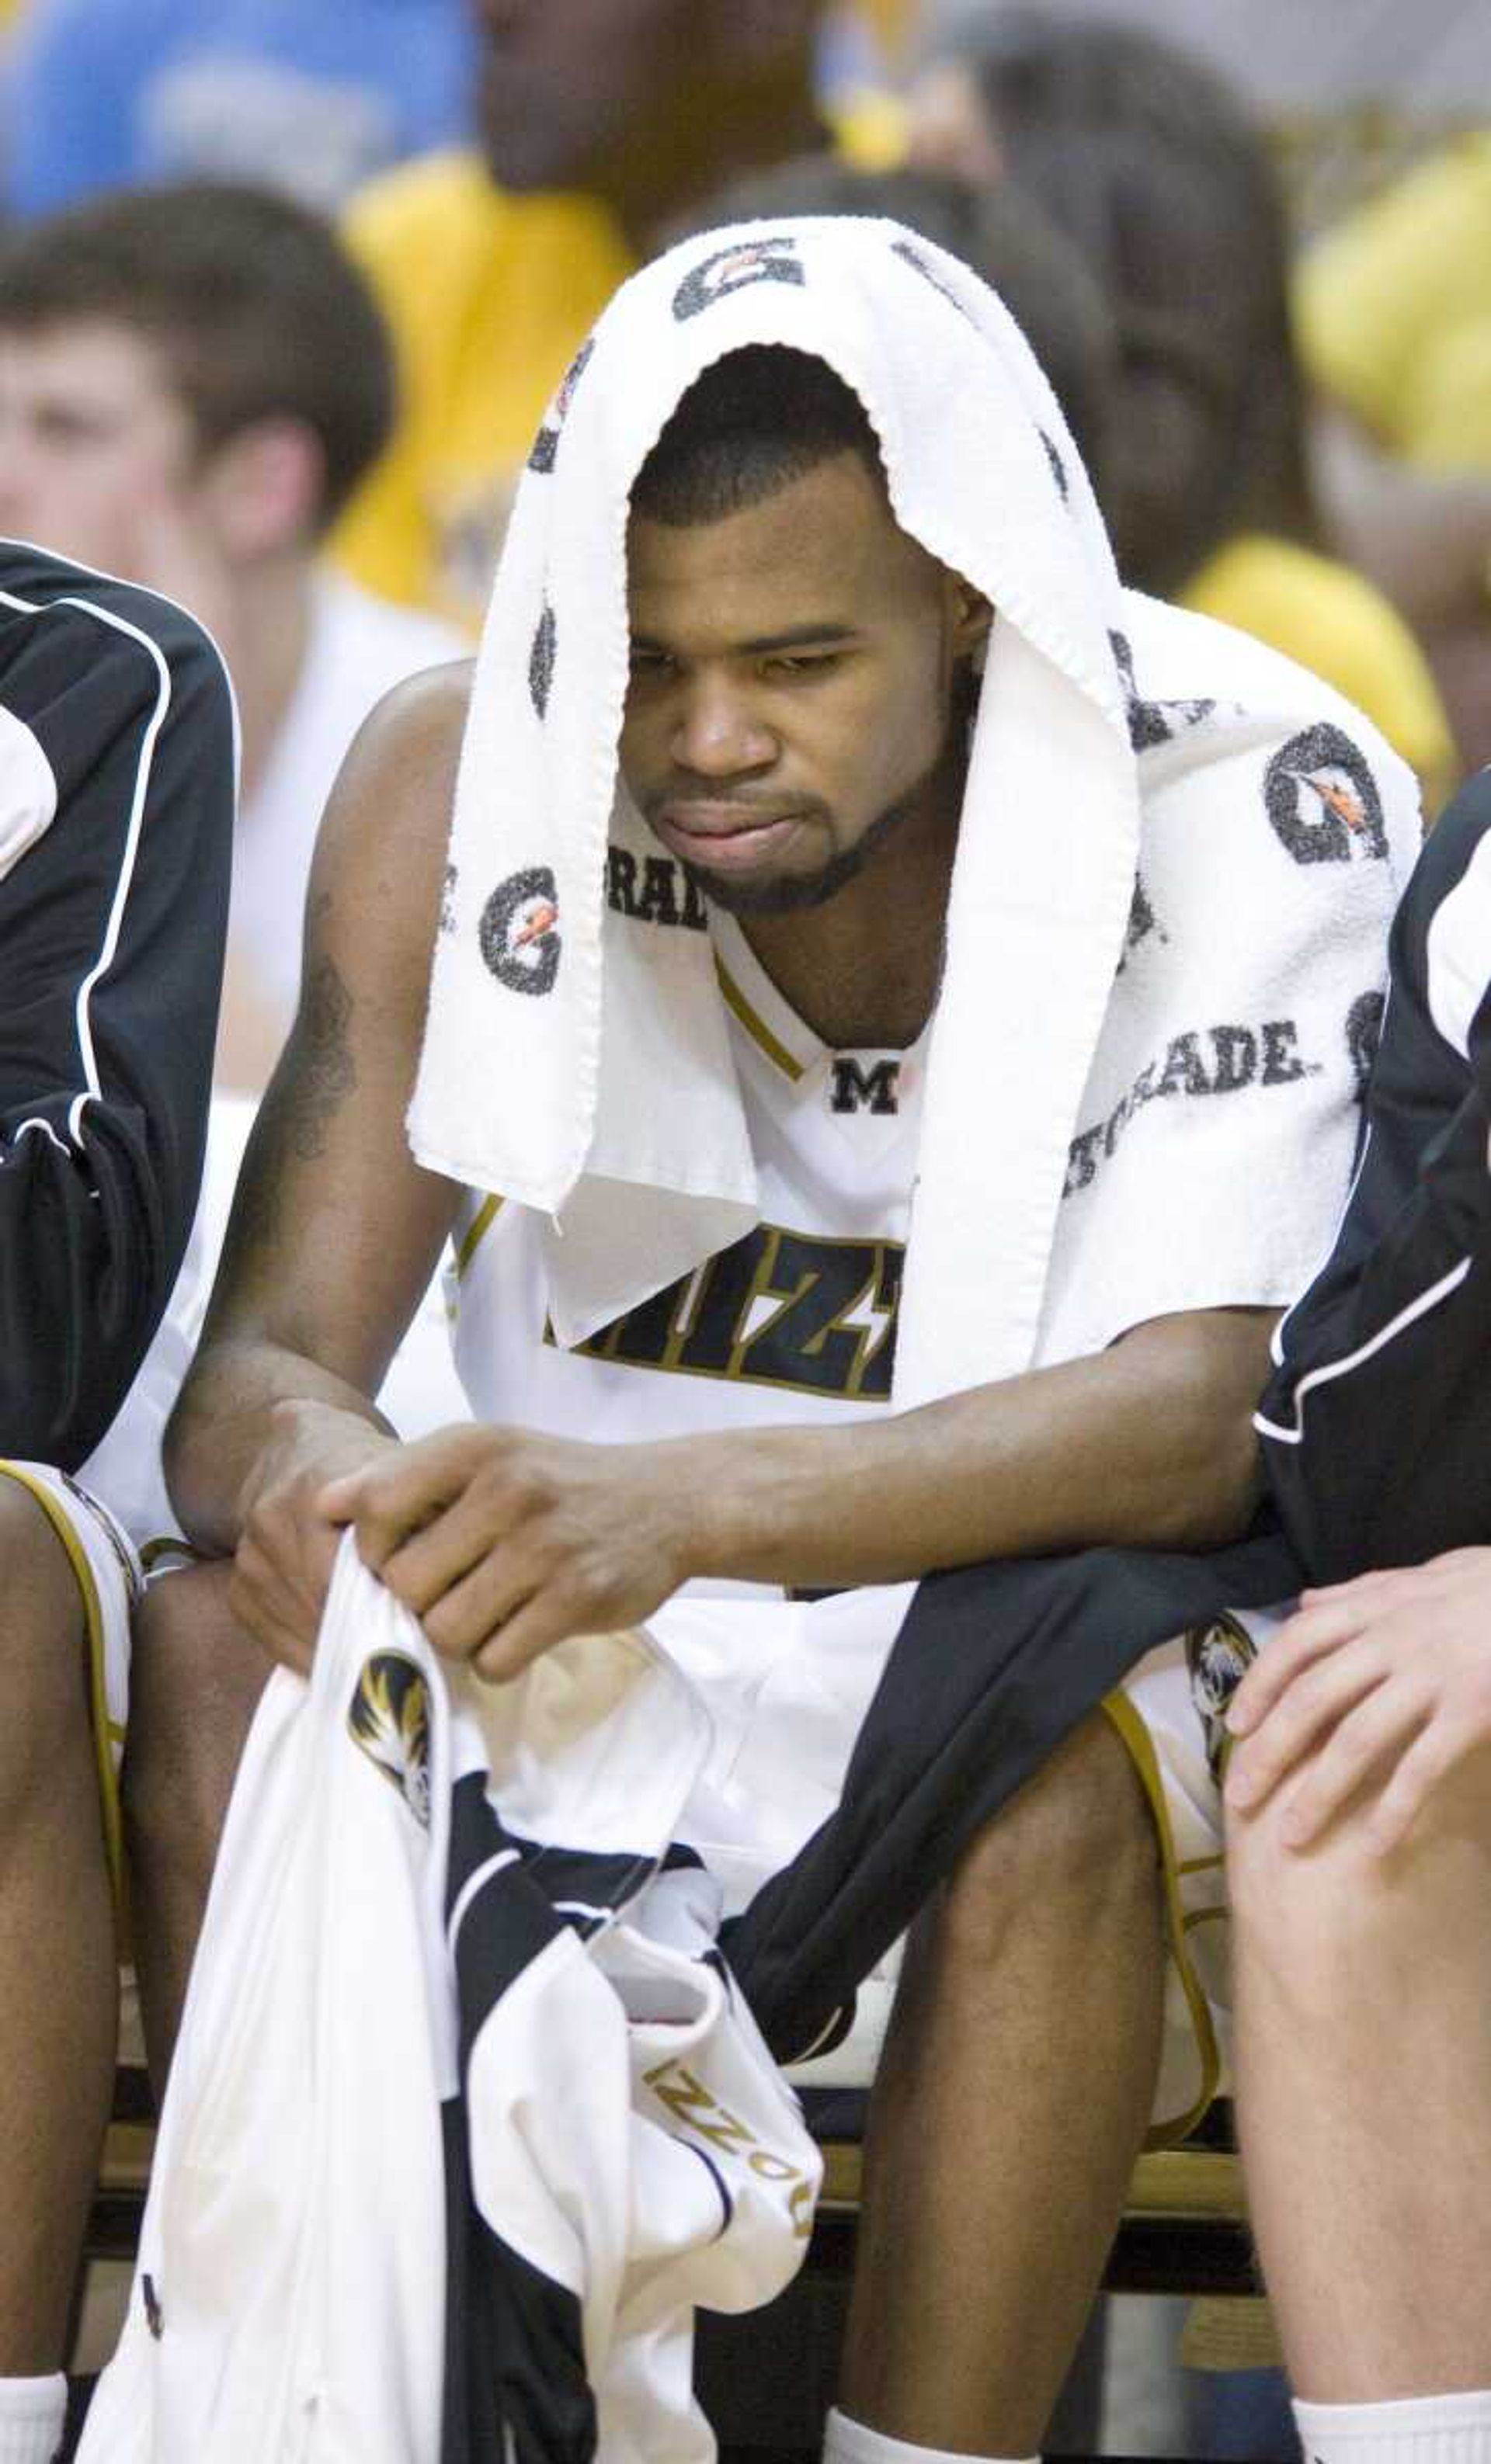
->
[631,340,886,527]
[0,182,395,532]
[661,161,1117,499]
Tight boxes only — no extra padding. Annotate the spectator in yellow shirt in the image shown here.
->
[335,0,843,627]
[905,6,1458,810]
[1295,136,1491,766]
[1298,134,1491,479]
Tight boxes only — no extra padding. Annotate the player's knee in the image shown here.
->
[932,1709,1159,1969]
[123,1562,267,1870]
[0,1480,89,1813]
[1227,1787,1470,2018]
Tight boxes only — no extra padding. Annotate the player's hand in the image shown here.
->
[317,1424,698,1681]
[230,1400,399,1671]
[1223,1548,1491,1855]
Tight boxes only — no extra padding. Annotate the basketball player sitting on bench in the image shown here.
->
[130,227,1416,2464]
[0,545,232,2464]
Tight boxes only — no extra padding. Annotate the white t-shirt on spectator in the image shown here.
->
[228,567,464,1043]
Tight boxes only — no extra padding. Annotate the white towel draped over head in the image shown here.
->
[409,216,1419,1407]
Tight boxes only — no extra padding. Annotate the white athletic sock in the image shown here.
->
[822,2404,1037,2464]
[1295,2389,1491,2464]
[0,2374,66,2464]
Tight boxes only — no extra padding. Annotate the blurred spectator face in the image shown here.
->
[474,0,698,190]
[0,319,200,574]
[903,60,1004,187]
[473,0,822,196]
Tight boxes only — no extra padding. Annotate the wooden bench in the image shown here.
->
[815,2101,1253,2298]
[88,2071,1253,2289]
[85,2067,156,2268]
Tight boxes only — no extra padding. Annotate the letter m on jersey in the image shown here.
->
[830,1057,900,1116]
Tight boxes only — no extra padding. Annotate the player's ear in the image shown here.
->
[950,577,992,661]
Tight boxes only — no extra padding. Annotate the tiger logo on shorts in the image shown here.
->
[1185,1612,1256,1782]
[348,1652,431,1830]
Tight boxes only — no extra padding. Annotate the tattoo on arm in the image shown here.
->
[219,934,357,1262]
[290,952,356,1161]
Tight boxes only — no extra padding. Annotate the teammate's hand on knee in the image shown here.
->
[318,1424,697,1678]
[230,1400,398,1669]
[1225,1549,1491,1852]
[1222,1574,1398,1796]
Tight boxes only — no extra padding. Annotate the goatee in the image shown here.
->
[679,776,926,916]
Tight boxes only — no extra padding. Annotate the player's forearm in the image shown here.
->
[165,1338,394,1555]
[675,1310,1270,1591]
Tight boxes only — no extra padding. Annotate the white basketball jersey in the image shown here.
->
[450,911,929,1452]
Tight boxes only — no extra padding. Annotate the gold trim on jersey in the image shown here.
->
[454,1192,504,1281]
[1102,1688,1222,2149]
[714,955,806,1085]
[0,1462,124,1906]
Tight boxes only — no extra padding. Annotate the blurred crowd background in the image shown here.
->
[0,0,1476,1145]
[0,4,1485,957]
[2,2,1487,2450]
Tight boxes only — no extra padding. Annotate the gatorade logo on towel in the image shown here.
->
[1109,629,1218,755]
[890,235,973,324]
[529,338,596,475]
[480,866,561,998]
[1345,987,1386,1096]
[673,234,803,321]
[1264,724,1389,866]
[529,602,558,719]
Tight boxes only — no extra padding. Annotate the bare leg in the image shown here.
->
[1231,1764,1491,2400]
[122,1561,269,2098]
[0,1483,115,2373]
[839,1711,1166,2455]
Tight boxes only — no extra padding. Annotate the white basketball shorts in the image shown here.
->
[0,1457,140,1900]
